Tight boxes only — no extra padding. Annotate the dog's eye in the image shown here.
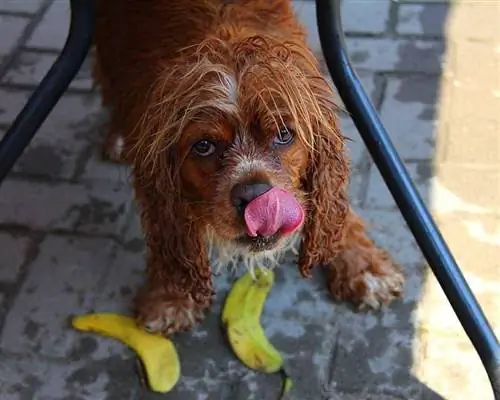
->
[273,127,294,147]
[192,140,216,156]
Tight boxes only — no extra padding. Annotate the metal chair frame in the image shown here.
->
[0,0,497,396]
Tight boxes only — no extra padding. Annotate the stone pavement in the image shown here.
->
[0,0,498,399]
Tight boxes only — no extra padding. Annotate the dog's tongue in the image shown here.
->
[244,187,304,237]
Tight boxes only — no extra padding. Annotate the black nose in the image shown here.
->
[231,182,272,215]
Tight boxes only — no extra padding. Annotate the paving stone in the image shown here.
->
[341,116,367,170]
[0,87,31,125]
[0,235,115,358]
[337,72,381,169]
[80,150,131,184]
[396,4,449,37]
[444,117,500,164]
[326,310,424,399]
[0,232,30,283]
[0,0,45,14]
[268,255,422,399]
[367,160,500,216]
[293,0,391,40]
[84,247,146,359]
[315,36,444,75]
[37,357,139,400]
[346,37,445,73]
[443,41,500,123]
[379,76,440,161]
[435,164,500,214]
[428,213,500,303]
[452,41,500,92]
[0,179,132,236]
[291,0,319,50]
[322,70,380,111]
[320,212,429,398]
[0,354,139,400]
[0,357,48,399]
[342,0,391,35]
[356,208,425,269]
[365,161,433,210]
[447,82,500,122]
[25,1,69,50]
[1,51,94,90]
[0,15,29,61]
[121,204,144,249]
[446,2,500,42]
[293,2,444,73]
[0,89,104,179]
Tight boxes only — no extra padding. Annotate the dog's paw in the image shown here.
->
[328,253,404,310]
[356,267,404,310]
[135,291,204,335]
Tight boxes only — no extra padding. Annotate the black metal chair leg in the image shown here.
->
[315,0,500,397]
[0,0,94,185]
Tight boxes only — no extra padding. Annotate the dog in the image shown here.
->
[92,0,404,335]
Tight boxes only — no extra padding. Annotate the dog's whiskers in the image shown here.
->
[206,227,301,278]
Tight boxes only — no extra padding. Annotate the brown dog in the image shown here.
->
[92,0,404,335]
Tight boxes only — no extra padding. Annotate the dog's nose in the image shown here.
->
[231,182,272,214]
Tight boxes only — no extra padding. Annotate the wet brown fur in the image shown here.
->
[93,0,404,334]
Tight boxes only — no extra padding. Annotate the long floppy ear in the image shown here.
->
[125,66,215,311]
[132,159,213,307]
[299,79,350,278]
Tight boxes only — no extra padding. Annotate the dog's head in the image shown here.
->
[133,35,348,263]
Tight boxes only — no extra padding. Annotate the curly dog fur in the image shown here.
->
[92,0,404,335]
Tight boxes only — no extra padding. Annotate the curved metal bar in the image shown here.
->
[0,0,94,185]
[314,0,499,397]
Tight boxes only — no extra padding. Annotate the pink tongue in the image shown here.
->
[244,187,304,237]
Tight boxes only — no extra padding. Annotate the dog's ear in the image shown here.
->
[299,80,350,277]
[123,63,212,304]
[131,153,213,305]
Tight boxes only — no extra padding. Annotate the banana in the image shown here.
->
[221,270,255,325]
[72,313,180,393]
[222,268,284,373]
[72,270,291,396]
[226,320,283,373]
[280,375,294,399]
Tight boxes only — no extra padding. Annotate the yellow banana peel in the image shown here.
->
[280,374,294,399]
[71,268,294,397]
[222,268,294,398]
[72,313,180,393]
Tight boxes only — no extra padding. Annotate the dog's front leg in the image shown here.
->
[323,211,404,309]
[132,183,213,336]
[301,207,404,310]
[298,84,404,310]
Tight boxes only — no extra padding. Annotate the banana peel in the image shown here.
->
[221,270,255,324]
[71,268,293,397]
[222,268,294,398]
[71,313,180,393]
[280,374,294,399]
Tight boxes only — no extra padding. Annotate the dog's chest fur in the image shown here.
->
[205,228,301,275]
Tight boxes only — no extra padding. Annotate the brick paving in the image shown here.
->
[0,1,499,399]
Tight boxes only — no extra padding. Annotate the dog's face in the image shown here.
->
[178,109,309,252]
[137,36,344,255]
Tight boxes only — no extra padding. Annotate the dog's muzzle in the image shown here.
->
[231,181,304,238]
